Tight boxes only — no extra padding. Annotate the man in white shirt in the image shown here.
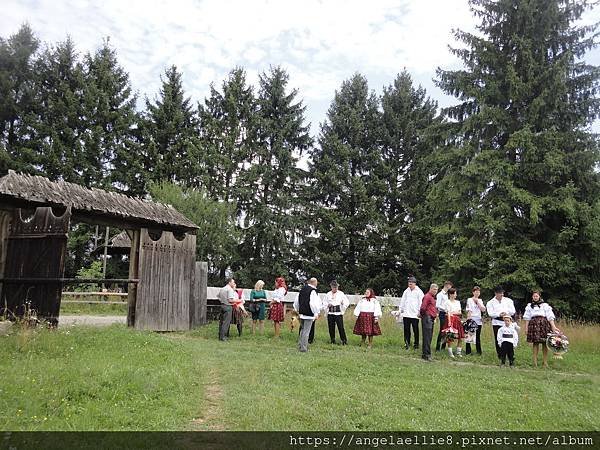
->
[435,280,453,351]
[217,278,237,341]
[324,280,350,345]
[400,276,424,349]
[486,286,516,359]
[294,277,321,352]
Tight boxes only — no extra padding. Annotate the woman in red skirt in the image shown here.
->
[268,276,287,338]
[443,288,465,358]
[353,288,382,349]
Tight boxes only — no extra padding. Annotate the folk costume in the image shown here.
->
[324,287,350,344]
[353,295,382,337]
[523,299,556,344]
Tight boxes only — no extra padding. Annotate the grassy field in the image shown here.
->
[59,301,127,316]
[1,313,599,431]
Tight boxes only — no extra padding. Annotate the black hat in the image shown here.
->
[330,280,339,288]
[408,276,417,283]
[494,286,504,293]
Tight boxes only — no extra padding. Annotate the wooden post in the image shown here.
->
[0,210,11,307]
[127,229,140,327]
[102,226,109,290]
[190,261,208,328]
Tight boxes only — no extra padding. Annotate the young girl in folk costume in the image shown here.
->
[523,290,560,368]
[268,276,287,338]
[353,288,382,349]
[229,288,247,337]
[443,288,465,358]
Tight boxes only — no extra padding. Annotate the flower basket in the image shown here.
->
[546,332,569,359]
[442,326,458,344]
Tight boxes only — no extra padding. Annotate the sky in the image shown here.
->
[2,0,600,136]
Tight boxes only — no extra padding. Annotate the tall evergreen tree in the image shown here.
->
[83,40,141,193]
[29,37,90,184]
[236,66,312,285]
[431,0,600,317]
[142,65,198,186]
[305,74,382,291]
[0,24,39,175]
[375,71,442,291]
[197,67,257,204]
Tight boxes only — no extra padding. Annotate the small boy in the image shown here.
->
[497,314,519,367]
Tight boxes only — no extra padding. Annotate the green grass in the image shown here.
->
[1,313,599,431]
[59,301,127,316]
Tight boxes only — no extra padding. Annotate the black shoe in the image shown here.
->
[404,344,409,350]
[422,356,432,361]
[414,344,419,350]
[342,341,347,345]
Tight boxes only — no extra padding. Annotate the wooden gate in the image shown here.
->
[1,207,71,325]
[135,228,196,331]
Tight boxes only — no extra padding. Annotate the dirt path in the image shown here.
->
[189,369,225,431]
[59,315,126,326]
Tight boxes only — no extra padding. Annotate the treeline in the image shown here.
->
[1,0,599,319]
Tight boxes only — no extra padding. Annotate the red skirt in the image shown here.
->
[353,312,381,336]
[268,302,284,323]
[445,315,465,339]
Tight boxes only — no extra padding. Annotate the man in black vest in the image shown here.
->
[293,277,321,352]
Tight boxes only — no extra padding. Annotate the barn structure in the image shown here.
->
[0,170,207,331]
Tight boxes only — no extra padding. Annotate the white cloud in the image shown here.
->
[1,0,598,133]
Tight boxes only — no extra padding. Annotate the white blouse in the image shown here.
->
[354,298,382,319]
[466,297,485,325]
[445,299,462,315]
[272,287,286,303]
[523,302,555,321]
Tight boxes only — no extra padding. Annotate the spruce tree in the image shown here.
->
[0,24,39,175]
[431,0,600,317]
[142,65,199,186]
[236,66,312,285]
[197,67,257,204]
[376,71,442,291]
[29,37,89,184]
[305,74,382,291]
[83,40,141,193]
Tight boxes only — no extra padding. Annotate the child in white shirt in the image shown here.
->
[497,315,519,367]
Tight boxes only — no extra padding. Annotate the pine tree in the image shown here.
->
[376,70,442,291]
[142,65,198,186]
[0,24,39,175]
[431,0,600,317]
[83,40,141,193]
[305,74,382,291]
[236,66,312,285]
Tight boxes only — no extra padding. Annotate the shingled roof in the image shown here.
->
[0,171,198,232]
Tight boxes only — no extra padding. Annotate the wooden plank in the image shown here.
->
[127,229,140,327]
[0,210,11,303]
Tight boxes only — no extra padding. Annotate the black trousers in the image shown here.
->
[435,311,447,351]
[327,314,347,344]
[493,325,502,358]
[465,324,482,354]
[421,315,434,358]
[499,341,515,365]
[403,317,419,347]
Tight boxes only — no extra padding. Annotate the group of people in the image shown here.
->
[217,276,561,367]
